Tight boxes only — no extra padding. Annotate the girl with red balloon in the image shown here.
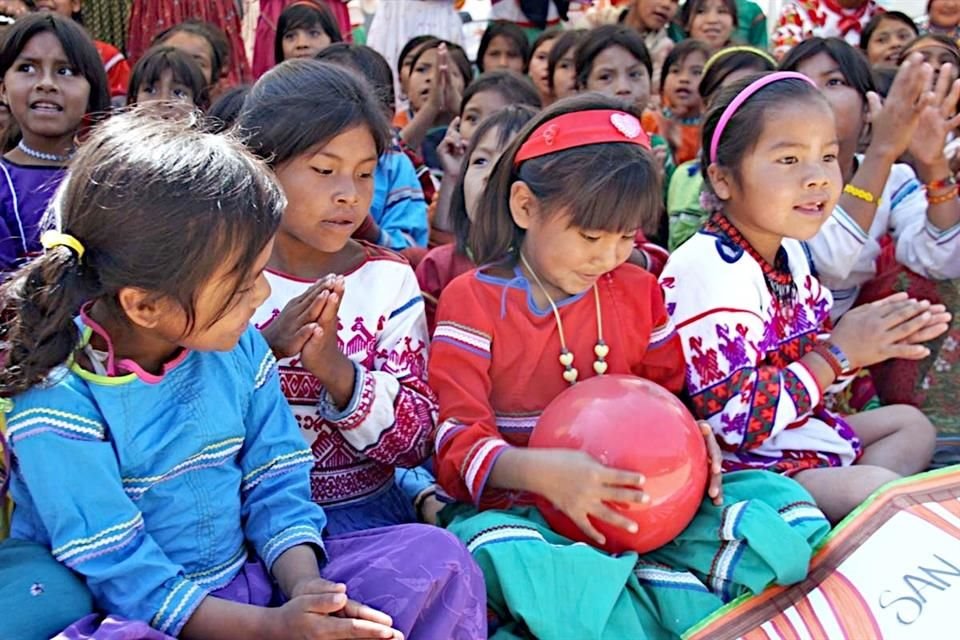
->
[428,94,833,639]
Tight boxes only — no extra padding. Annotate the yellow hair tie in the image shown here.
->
[40,230,85,260]
[703,46,777,75]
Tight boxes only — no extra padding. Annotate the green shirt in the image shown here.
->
[667,160,709,251]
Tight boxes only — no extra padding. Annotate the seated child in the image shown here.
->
[643,39,709,165]
[662,72,944,523]
[0,14,109,272]
[274,0,342,63]
[126,46,209,111]
[667,45,775,250]
[574,24,677,219]
[418,105,537,333]
[546,28,586,102]
[0,110,485,640]
[430,93,832,639]
[241,61,440,537]
[317,43,430,252]
[781,37,960,465]
[395,39,472,177]
[477,20,529,74]
[433,70,541,243]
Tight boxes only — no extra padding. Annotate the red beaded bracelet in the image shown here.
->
[811,344,844,378]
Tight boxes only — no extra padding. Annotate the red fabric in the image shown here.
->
[643,110,702,165]
[251,0,353,78]
[634,231,669,277]
[95,40,131,98]
[127,0,252,87]
[820,0,871,35]
[515,110,651,165]
[429,264,686,507]
[857,238,957,409]
[415,244,476,335]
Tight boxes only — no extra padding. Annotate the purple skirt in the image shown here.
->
[56,524,486,640]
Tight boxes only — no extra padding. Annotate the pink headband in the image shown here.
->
[708,71,818,164]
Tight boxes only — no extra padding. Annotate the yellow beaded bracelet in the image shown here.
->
[843,183,881,205]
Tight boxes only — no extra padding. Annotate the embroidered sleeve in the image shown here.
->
[238,329,326,570]
[318,269,436,469]
[661,267,823,453]
[373,151,428,250]
[8,404,206,636]
[888,165,960,280]
[429,280,509,505]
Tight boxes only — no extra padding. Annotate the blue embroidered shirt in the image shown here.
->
[370,148,429,250]
[7,326,326,635]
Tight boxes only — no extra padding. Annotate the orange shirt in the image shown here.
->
[642,109,702,165]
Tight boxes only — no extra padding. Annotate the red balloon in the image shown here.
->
[529,375,708,554]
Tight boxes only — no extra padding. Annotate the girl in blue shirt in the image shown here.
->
[0,110,485,640]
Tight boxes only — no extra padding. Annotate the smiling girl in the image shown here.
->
[0,13,108,272]
[921,0,960,42]
[684,0,738,51]
[860,11,919,67]
[663,72,945,523]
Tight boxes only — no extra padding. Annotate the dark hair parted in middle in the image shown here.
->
[700,73,828,189]
[127,46,209,109]
[0,110,284,396]
[574,24,653,89]
[469,94,662,265]
[459,70,542,114]
[859,11,918,51]
[409,39,473,88]
[660,39,711,93]
[153,19,230,86]
[477,20,531,73]
[0,13,110,117]
[779,37,877,101]
[547,29,586,92]
[274,0,344,63]
[450,104,537,254]
[315,43,396,116]
[238,59,391,167]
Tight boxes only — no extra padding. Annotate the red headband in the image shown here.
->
[514,110,651,166]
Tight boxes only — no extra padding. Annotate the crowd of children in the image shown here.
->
[0,1,958,638]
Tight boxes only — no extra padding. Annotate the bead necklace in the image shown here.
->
[17,140,73,163]
[704,212,798,323]
[519,252,608,385]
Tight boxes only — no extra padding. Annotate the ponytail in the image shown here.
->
[0,243,101,396]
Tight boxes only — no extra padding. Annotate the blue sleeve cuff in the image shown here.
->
[317,362,364,422]
[262,525,326,571]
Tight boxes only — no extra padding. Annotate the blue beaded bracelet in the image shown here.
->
[824,341,851,373]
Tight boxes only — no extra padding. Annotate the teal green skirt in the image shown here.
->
[440,470,830,640]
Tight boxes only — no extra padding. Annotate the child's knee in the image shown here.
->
[890,404,936,448]
[855,465,901,493]
[406,524,478,569]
